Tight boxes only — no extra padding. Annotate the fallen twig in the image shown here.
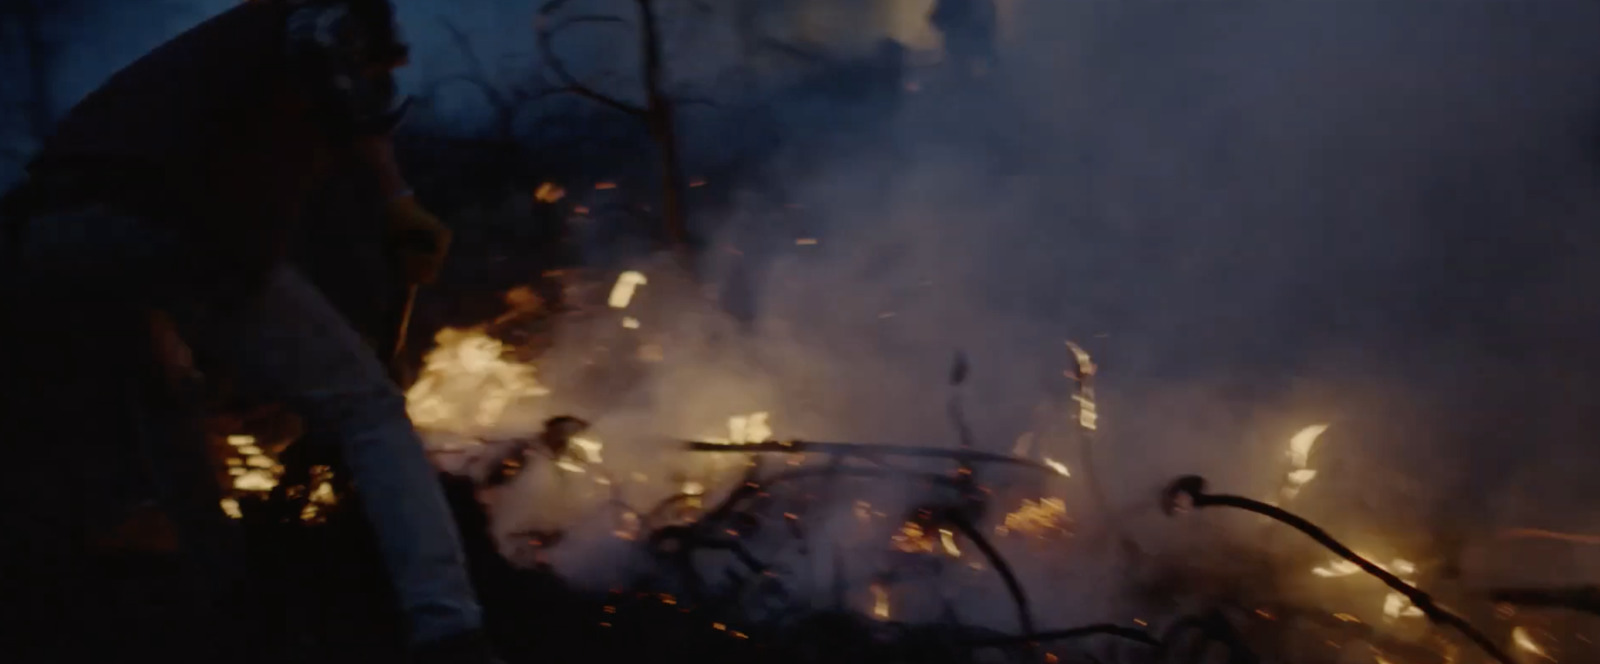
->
[1161,475,1512,664]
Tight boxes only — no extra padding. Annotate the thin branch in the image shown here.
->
[1489,585,1600,617]
[535,1,647,118]
[949,515,1035,638]
[966,623,1159,649]
[1162,475,1512,664]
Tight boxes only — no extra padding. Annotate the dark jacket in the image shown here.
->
[24,0,405,279]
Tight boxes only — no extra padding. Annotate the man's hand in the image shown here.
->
[386,194,452,285]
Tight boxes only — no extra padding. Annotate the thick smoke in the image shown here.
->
[14,0,1600,642]
[489,0,1600,630]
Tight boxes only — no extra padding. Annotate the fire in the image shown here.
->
[995,498,1070,538]
[219,498,243,519]
[871,583,890,619]
[608,271,648,309]
[1513,626,1555,661]
[1281,424,1329,500]
[700,412,773,446]
[405,328,550,433]
[1310,553,1425,620]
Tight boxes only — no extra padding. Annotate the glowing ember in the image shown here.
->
[892,522,936,554]
[1513,626,1555,661]
[405,328,550,432]
[1043,457,1070,477]
[572,437,603,463]
[534,182,566,203]
[1282,424,1329,500]
[608,271,648,309]
[939,528,961,557]
[871,583,890,619]
[219,498,243,519]
[996,498,1070,538]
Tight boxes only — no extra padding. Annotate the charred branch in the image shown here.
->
[683,440,1065,475]
[1161,475,1512,664]
[947,515,1035,638]
[535,0,692,250]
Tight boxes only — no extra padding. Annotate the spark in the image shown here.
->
[226,435,255,447]
[571,437,603,463]
[608,271,648,309]
[1513,626,1555,661]
[621,316,641,329]
[533,182,566,203]
[939,528,961,557]
[682,481,705,496]
[871,584,890,619]
[219,498,243,519]
[1043,458,1070,477]
[795,238,818,246]
[595,181,617,190]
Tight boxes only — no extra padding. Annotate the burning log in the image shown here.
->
[1161,475,1512,664]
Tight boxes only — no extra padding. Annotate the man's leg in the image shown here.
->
[183,264,483,645]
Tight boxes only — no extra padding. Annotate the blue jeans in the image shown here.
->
[4,205,483,645]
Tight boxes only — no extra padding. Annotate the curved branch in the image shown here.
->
[535,2,647,118]
[1161,475,1512,664]
[948,515,1035,638]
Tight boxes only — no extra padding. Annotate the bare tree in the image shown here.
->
[536,0,695,255]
